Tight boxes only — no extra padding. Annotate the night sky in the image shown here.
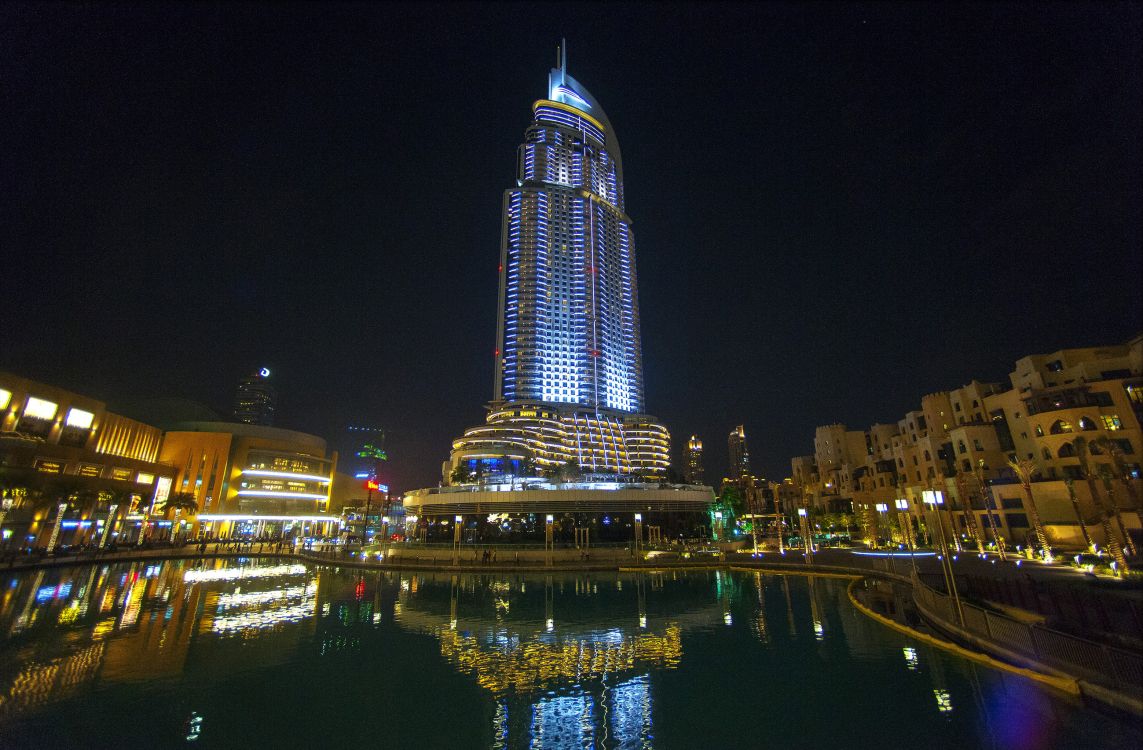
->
[3,2,1140,489]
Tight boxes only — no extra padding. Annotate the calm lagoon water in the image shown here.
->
[0,558,1136,749]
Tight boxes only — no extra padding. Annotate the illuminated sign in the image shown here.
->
[78,464,103,477]
[153,476,172,507]
[0,388,11,409]
[65,408,95,429]
[24,397,57,420]
[259,367,271,377]
[136,472,155,485]
[33,458,64,474]
[111,468,132,481]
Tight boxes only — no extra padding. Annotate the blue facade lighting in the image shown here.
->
[448,52,670,481]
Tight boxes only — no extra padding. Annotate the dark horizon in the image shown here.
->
[3,2,1140,489]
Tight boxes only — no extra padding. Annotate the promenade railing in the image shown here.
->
[911,573,1143,698]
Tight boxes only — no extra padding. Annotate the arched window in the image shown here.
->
[1089,441,1104,455]
[1078,417,1097,431]
[1057,442,1076,458]
[1042,447,1052,460]
[1050,420,1073,434]
[1035,424,1044,437]
[924,450,931,461]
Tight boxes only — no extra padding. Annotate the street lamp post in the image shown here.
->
[634,513,643,558]
[545,514,555,566]
[923,490,964,626]
[452,515,462,565]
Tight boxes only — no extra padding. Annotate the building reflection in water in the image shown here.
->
[392,570,728,750]
[0,560,1109,750]
[0,558,319,722]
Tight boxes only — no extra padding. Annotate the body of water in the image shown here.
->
[0,558,1136,748]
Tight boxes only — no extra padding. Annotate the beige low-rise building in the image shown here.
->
[788,335,1143,552]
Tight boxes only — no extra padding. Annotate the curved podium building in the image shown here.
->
[406,47,711,540]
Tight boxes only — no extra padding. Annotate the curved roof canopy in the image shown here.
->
[545,44,623,177]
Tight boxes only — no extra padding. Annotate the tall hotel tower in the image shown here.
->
[445,47,670,482]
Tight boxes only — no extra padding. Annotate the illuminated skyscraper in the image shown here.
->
[447,44,669,479]
[728,425,750,478]
[234,368,275,426]
[684,435,704,485]
[494,46,642,413]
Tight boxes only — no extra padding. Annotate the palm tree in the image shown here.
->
[1094,436,1139,557]
[972,460,1007,560]
[2,477,58,548]
[449,463,471,486]
[70,487,105,546]
[158,492,199,542]
[1006,457,1052,561]
[954,470,985,555]
[1074,438,1128,571]
[91,488,135,548]
[1063,478,1094,551]
[545,461,581,484]
[0,471,32,545]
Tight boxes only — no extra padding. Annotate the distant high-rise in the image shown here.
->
[684,435,704,484]
[728,425,750,478]
[233,367,275,426]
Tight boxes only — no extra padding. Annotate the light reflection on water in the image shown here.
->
[0,559,1134,749]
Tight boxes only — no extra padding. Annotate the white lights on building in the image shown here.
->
[23,396,58,420]
[65,407,95,429]
[242,469,331,483]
